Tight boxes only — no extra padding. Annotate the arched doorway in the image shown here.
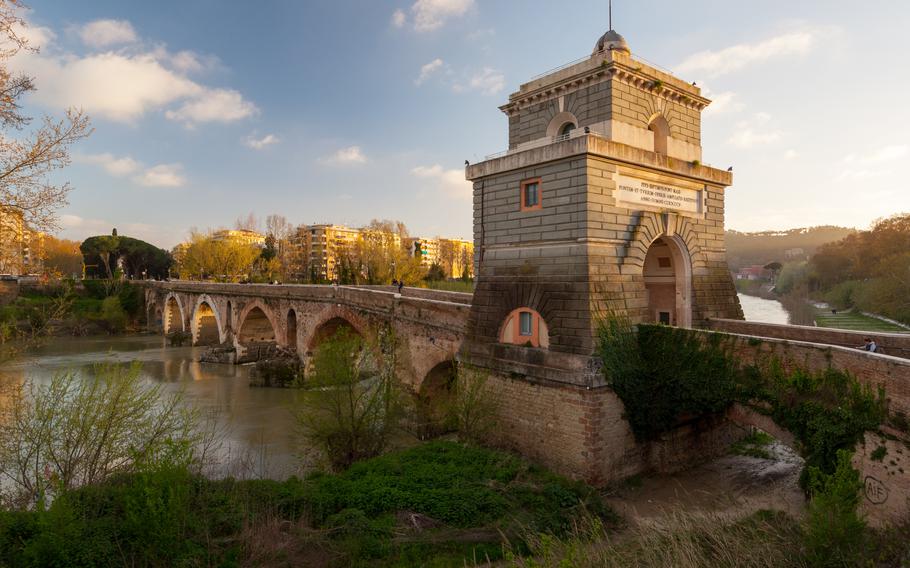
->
[643,235,692,327]
[238,306,276,345]
[287,309,298,351]
[225,301,232,331]
[193,301,220,346]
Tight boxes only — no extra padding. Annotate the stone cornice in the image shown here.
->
[466,134,732,187]
[499,57,711,116]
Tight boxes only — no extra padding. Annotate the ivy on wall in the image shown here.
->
[596,319,887,477]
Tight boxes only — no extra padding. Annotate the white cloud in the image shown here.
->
[78,152,141,176]
[677,30,818,77]
[784,149,799,160]
[727,113,782,148]
[844,145,909,165]
[244,133,280,150]
[325,146,367,165]
[836,145,907,182]
[411,164,471,200]
[77,19,137,48]
[453,67,504,95]
[9,19,257,127]
[165,88,258,127]
[79,152,187,188]
[391,9,406,28]
[703,90,743,115]
[404,0,473,32]
[415,58,444,85]
[134,164,186,188]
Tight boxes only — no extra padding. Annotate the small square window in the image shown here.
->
[658,257,672,268]
[658,311,671,325]
[519,311,533,336]
[520,178,542,211]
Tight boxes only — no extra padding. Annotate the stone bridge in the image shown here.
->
[143,281,470,392]
[143,279,910,525]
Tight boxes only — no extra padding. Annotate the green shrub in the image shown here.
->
[597,320,739,440]
[93,296,127,333]
[803,450,865,566]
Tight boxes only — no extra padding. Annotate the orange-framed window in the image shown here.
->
[520,178,542,211]
[499,307,549,348]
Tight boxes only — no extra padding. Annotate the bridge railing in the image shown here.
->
[706,318,910,360]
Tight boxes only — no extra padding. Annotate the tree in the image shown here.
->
[235,212,259,232]
[0,2,92,233]
[41,235,82,277]
[297,327,401,470]
[356,219,426,285]
[176,230,260,282]
[80,233,172,280]
[0,362,197,507]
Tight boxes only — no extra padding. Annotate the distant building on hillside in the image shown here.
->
[784,247,806,260]
[406,237,474,278]
[210,229,266,248]
[735,265,770,281]
[0,207,43,275]
[289,224,361,282]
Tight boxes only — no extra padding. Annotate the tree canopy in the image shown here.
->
[81,233,172,279]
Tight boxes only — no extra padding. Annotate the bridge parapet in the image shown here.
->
[707,318,910,359]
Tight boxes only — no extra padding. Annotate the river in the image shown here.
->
[0,335,305,480]
[0,295,789,481]
[737,293,790,325]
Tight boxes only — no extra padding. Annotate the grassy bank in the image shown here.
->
[811,306,908,333]
[0,441,616,567]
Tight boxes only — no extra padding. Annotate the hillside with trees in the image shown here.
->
[725,226,856,271]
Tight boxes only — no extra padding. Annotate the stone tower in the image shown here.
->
[462,29,743,384]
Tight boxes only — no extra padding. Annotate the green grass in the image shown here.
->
[424,280,474,293]
[811,307,908,333]
[0,441,617,567]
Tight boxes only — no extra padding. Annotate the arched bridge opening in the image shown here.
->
[412,360,457,440]
[193,301,221,346]
[164,296,184,334]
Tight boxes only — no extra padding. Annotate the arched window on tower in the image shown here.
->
[559,122,576,137]
[499,307,549,348]
[649,114,670,155]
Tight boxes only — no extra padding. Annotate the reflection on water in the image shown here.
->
[738,293,790,325]
[0,335,305,479]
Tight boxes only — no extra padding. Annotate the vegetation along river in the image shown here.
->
[0,335,306,480]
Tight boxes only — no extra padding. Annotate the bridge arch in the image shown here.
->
[414,359,457,438]
[163,293,186,333]
[192,295,224,346]
[237,300,279,345]
[304,306,370,354]
[643,233,693,328]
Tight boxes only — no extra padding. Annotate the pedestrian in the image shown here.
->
[392,278,398,286]
[398,280,404,294]
[860,337,878,353]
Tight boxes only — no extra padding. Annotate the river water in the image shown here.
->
[737,293,790,325]
[0,294,789,481]
[0,335,306,479]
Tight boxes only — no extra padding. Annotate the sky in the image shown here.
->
[9,0,910,248]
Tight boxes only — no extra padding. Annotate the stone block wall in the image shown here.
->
[482,371,746,486]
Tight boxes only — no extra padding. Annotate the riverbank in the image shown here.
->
[0,441,616,567]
